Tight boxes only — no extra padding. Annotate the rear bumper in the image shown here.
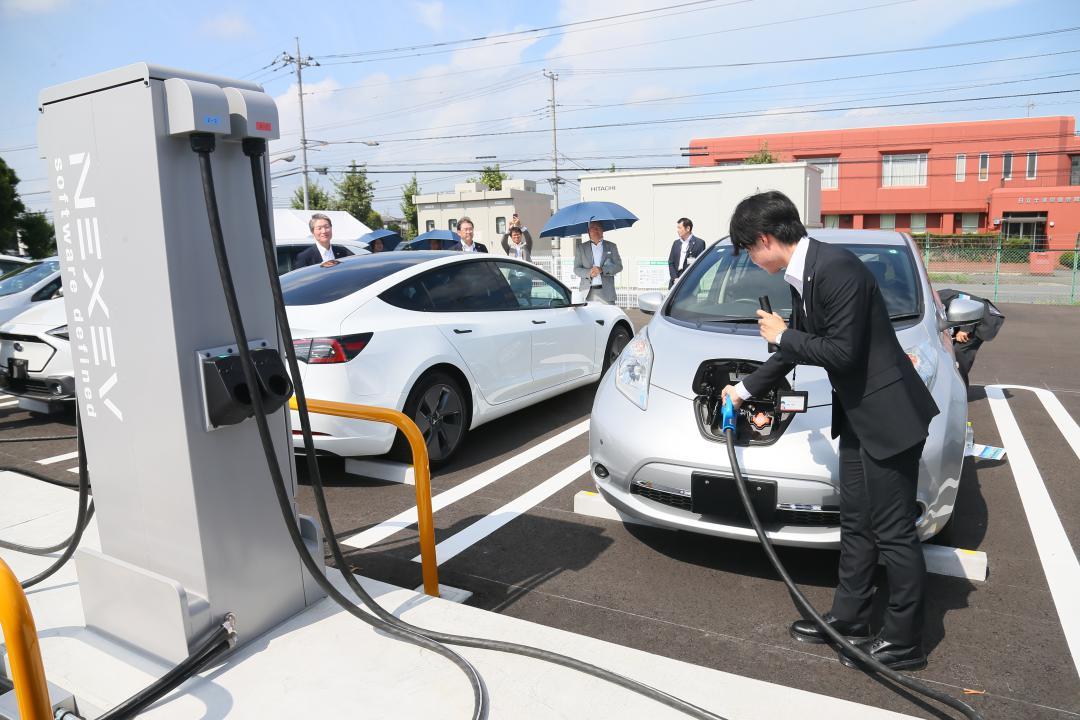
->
[289,406,398,457]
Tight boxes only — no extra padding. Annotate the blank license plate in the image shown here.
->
[691,472,777,522]
[8,357,28,381]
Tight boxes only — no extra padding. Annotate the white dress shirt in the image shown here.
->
[317,242,335,262]
[678,236,691,271]
[590,241,604,287]
[461,241,478,253]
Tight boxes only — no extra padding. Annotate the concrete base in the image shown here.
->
[573,491,989,582]
[345,458,415,485]
[415,584,473,604]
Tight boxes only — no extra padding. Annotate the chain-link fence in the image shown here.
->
[913,234,1080,305]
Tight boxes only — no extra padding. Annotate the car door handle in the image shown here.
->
[453,328,472,334]
[595,319,605,326]
[531,320,547,324]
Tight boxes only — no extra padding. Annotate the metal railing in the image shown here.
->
[288,397,440,597]
[0,557,52,720]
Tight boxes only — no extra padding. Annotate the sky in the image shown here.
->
[2,0,1079,220]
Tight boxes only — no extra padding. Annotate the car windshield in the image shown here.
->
[0,260,59,297]
[666,240,920,325]
[282,252,449,306]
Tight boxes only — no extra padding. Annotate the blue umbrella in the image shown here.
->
[403,229,462,251]
[539,201,638,238]
[360,228,403,251]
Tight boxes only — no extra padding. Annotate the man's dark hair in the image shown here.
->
[509,226,523,235]
[729,191,807,255]
[677,217,693,232]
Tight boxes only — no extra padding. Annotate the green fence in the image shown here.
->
[913,234,1080,305]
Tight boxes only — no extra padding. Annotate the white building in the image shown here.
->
[415,180,553,254]
[577,163,822,289]
[273,209,372,243]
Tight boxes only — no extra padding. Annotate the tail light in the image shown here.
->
[293,332,373,364]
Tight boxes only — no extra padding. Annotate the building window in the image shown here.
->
[803,157,839,189]
[1002,152,1013,180]
[713,159,743,166]
[955,154,966,182]
[823,214,840,228]
[425,220,435,232]
[1071,156,1080,185]
[880,213,896,230]
[881,153,927,187]
[1026,151,1037,180]
[961,213,980,234]
[495,216,507,235]
[911,213,927,234]
[448,219,458,231]
[979,153,989,181]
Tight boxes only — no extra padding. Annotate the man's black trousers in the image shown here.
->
[829,413,927,648]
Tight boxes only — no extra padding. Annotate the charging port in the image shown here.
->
[692,359,795,446]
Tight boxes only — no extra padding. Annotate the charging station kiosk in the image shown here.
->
[37,64,324,664]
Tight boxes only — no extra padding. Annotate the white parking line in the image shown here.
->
[0,399,18,408]
[68,467,80,474]
[413,456,591,566]
[986,384,1080,679]
[37,451,80,466]
[341,420,590,550]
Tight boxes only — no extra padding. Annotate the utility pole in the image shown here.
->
[274,39,319,209]
[543,70,561,211]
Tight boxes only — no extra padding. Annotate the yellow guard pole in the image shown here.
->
[0,558,52,720]
[289,397,440,597]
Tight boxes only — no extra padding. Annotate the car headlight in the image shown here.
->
[615,330,653,410]
[46,325,69,341]
[906,342,938,390]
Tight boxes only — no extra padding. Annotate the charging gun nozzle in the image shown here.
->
[721,395,737,433]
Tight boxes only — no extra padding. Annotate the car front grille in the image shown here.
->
[631,482,841,527]
[776,508,841,526]
[631,482,692,511]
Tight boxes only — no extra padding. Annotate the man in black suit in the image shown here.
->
[721,191,939,671]
[295,213,352,268]
[456,217,488,253]
[668,217,706,288]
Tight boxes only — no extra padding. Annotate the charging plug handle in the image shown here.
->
[721,395,737,432]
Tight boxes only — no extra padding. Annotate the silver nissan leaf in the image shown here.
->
[589,229,975,548]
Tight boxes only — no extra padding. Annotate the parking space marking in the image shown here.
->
[0,399,18,408]
[413,456,591,566]
[37,451,80,466]
[986,385,1080,678]
[342,420,590,550]
[67,467,80,474]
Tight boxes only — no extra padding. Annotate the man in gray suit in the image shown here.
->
[573,221,623,304]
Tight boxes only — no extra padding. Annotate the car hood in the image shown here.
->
[0,297,65,331]
[646,315,833,407]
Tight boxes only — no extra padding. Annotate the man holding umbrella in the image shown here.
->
[574,221,623,304]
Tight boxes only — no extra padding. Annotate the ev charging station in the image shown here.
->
[37,63,324,664]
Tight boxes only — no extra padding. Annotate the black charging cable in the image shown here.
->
[193,132,488,720]
[719,398,982,720]
[241,135,728,720]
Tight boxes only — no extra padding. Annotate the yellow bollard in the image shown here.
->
[289,397,440,598]
[0,558,52,720]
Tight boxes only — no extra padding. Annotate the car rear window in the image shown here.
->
[281,252,448,306]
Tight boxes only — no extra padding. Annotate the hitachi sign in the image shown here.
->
[588,185,616,192]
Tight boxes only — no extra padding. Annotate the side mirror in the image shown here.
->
[570,289,588,306]
[638,291,664,315]
[945,297,985,327]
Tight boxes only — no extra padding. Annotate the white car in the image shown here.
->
[276,239,370,274]
[0,258,61,326]
[282,252,633,466]
[0,297,74,414]
[0,254,31,275]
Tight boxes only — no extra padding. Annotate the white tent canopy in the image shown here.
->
[273,209,372,244]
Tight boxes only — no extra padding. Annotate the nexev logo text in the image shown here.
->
[53,151,123,423]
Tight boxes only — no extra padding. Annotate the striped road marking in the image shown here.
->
[341,420,589,550]
[986,385,1080,679]
[37,451,80,466]
[413,456,591,566]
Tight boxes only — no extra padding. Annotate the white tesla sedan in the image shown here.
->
[0,297,74,413]
[590,230,974,548]
[282,251,633,466]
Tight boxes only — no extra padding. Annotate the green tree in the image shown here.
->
[332,161,377,222]
[290,181,333,210]
[1,157,27,254]
[743,141,777,165]
[18,213,55,258]
[400,174,420,239]
[467,164,509,191]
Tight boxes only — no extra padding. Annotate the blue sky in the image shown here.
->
[2,0,1078,219]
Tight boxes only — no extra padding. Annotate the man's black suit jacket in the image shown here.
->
[742,238,938,459]
[668,235,706,286]
[295,243,352,269]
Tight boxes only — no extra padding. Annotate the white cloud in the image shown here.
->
[1,0,68,14]
[412,1,445,33]
[199,11,255,40]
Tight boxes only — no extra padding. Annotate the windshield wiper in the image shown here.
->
[697,316,760,324]
[889,312,921,321]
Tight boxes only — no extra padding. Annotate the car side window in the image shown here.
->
[494,262,570,309]
[31,278,62,302]
[380,277,432,311]
[418,261,518,312]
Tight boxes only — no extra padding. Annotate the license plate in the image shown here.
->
[7,357,28,381]
[691,472,777,522]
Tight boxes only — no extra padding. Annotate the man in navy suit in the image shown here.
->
[721,191,938,671]
[295,213,352,268]
[668,217,705,288]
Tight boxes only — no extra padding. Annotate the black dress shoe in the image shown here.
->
[789,613,871,645]
[838,635,927,671]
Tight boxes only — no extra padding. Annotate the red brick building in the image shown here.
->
[689,116,1080,251]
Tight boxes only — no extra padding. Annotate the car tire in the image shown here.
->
[390,371,469,469]
[602,324,632,374]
